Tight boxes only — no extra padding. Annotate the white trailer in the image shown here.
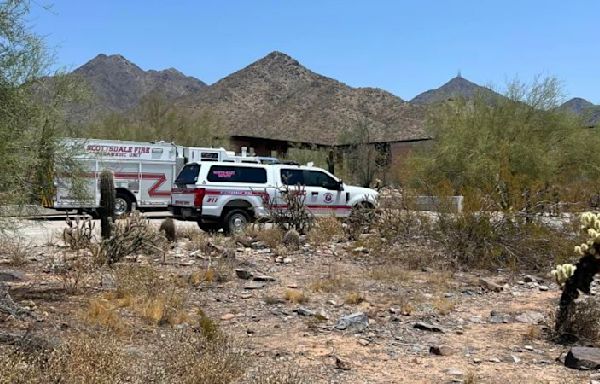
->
[48,138,252,215]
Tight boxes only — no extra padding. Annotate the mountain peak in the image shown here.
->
[252,51,302,69]
[562,97,594,111]
[560,97,600,126]
[66,54,206,121]
[411,75,498,104]
[86,53,137,66]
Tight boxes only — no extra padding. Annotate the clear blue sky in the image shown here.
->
[29,0,600,103]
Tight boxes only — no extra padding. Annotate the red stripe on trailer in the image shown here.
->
[84,172,170,197]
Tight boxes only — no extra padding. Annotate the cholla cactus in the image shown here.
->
[551,264,577,287]
[574,212,600,256]
[555,212,600,334]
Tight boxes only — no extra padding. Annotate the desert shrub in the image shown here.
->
[307,216,344,245]
[373,191,431,244]
[47,333,129,383]
[0,236,29,266]
[52,250,96,293]
[101,212,167,264]
[0,333,129,384]
[110,264,186,326]
[145,329,246,384]
[63,214,95,251]
[433,210,573,271]
[265,184,314,234]
[554,296,600,343]
[345,203,376,240]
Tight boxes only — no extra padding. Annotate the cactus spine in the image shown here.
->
[99,170,115,239]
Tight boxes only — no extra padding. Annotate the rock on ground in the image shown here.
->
[565,347,600,370]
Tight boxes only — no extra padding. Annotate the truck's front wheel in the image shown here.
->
[222,209,250,235]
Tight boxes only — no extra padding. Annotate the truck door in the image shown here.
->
[302,170,348,217]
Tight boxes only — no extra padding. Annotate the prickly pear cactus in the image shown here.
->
[99,170,115,239]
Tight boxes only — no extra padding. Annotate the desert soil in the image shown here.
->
[0,215,595,383]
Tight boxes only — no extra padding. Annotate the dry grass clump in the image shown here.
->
[522,324,542,341]
[433,297,456,315]
[369,264,413,283]
[185,230,213,253]
[0,236,29,266]
[244,226,284,249]
[46,333,129,383]
[0,333,129,384]
[189,262,232,286]
[309,275,356,293]
[145,329,246,384]
[85,298,129,333]
[94,264,187,327]
[307,216,344,245]
[344,291,365,305]
[283,289,308,304]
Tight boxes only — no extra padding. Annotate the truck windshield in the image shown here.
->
[175,164,200,186]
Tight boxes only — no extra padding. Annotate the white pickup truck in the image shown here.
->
[169,162,378,233]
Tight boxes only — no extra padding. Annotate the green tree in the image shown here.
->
[339,119,383,187]
[87,95,227,148]
[0,1,86,216]
[404,76,600,212]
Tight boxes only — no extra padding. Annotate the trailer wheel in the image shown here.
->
[115,191,132,216]
[222,209,250,235]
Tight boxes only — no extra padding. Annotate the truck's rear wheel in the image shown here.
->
[222,209,250,235]
[115,192,132,216]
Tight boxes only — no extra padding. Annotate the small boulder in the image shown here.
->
[0,270,24,282]
[565,347,600,370]
[295,307,316,317]
[253,274,276,282]
[335,312,369,332]
[479,278,503,292]
[282,229,300,251]
[414,321,445,333]
[244,281,266,290]
[235,269,253,280]
[429,345,454,356]
[515,311,545,324]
